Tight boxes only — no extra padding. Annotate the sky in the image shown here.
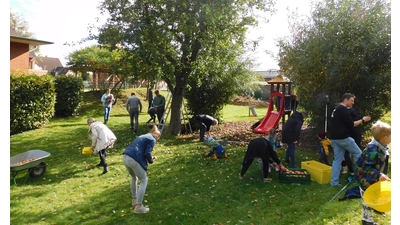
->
[9,0,313,70]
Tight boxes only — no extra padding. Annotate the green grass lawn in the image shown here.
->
[9,88,391,225]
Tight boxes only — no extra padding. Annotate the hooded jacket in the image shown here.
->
[281,111,305,144]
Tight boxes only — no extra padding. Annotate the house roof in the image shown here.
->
[256,69,281,79]
[10,26,53,46]
[51,66,70,76]
[35,56,63,71]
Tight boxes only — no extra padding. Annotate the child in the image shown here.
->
[317,132,331,166]
[204,137,227,159]
[355,120,391,225]
[146,107,157,125]
[257,129,280,172]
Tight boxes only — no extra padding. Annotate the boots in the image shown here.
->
[104,119,108,124]
[102,164,108,174]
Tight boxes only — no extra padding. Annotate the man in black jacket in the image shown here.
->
[194,114,218,142]
[239,137,287,182]
[329,93,370,186]
[281,110,308,168]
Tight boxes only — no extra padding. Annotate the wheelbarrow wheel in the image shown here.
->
[29,162,47,178]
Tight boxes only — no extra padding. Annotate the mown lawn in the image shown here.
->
[9,88,392,225]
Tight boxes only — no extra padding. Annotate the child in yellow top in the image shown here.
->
[317,132,331,166]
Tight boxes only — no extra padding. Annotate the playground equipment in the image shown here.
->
[252,73,298,134]
[266,74,297,125]
[253,91,285,134]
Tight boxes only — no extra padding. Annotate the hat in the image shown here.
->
[318,132,327,139]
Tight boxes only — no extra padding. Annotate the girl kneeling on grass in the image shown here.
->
[122,124,161,214]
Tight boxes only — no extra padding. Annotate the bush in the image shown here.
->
[54,76,84,117]
[10,74,56,134]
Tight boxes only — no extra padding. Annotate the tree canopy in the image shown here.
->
[277,0,391,132]
[10,11,40,53]
[94,0,276,135]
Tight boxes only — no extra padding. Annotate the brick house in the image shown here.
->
[10,26,53,75]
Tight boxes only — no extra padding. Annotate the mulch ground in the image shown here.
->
[180,96,317,149]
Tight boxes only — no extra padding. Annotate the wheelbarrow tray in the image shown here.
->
[10,150,51,172]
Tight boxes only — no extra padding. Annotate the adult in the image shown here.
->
[281,110,308,168]
[101,88,115,124]
[152,90,165,124]
[194,114,218,142]
[87,118,117,174]
[342,107,363,176]
[148,87,153,109]
[329,93,371,186]
[126,92,143,133]
[122,124,161,214]
[240,137,287,182]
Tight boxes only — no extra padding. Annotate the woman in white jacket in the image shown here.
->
[87,118,117,174]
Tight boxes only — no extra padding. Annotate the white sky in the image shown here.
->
[9,0,313,70]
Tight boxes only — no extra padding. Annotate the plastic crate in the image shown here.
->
[301,160,332,184]
[279,168,311,184]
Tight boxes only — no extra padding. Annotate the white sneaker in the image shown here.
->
[342,166,348,174]
[134,205,150,214]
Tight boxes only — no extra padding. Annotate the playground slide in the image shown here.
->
[253,112,282,134]
[253,91,285,134]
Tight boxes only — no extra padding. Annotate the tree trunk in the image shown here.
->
[166,73,188,135]
[168,87,184,135]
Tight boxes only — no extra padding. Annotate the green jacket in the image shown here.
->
[153,94,165,109]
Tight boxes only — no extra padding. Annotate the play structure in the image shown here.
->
[253,74,298,134]
[253,91,285,134]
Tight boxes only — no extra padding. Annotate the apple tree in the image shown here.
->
[94,0,276,135]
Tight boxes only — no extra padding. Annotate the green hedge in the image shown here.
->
[54,76,84,117]
[10,74,56,134]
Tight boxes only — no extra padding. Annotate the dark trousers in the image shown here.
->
[285,143,296,165]
[156,107,165,124]
[129,109,139,131]
[147,114,156,124]
[240,157,270,179]
[319,154,331,166]
[197,121,207,142]
[344,150,354,173]
[98,149,107,166]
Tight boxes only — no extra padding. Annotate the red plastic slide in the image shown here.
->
[253,91,285,134]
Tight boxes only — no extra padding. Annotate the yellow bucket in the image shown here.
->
[82,147,93,155]
[364,181,391,212]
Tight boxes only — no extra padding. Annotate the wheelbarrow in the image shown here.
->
[10,150,51,185]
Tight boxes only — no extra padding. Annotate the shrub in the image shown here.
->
[10,74,56,134]
[54,76,84,117]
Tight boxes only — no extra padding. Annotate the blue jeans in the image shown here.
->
[285,143,296,165]
[330,137,362,186]
[104,106,111,120]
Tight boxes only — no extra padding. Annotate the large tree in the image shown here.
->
[94,0,276,135]
[277,0,391,132]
